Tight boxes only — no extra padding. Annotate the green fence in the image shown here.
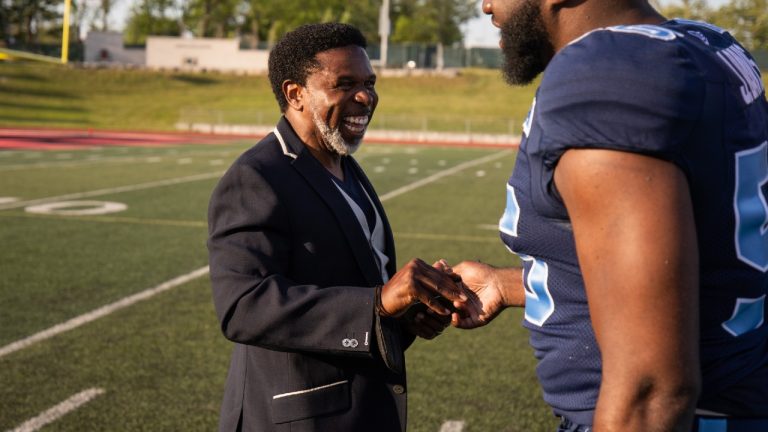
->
[3,42,84,62]
[367,43,502,69]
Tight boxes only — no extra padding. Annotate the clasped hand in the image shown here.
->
[378,258,465,339]
[379,258,507,339]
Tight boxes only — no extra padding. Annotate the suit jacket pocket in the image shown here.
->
[270,379,351,424]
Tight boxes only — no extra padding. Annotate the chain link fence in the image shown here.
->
[176,108,519,138]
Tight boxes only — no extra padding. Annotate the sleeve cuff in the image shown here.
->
[375,313,405,374]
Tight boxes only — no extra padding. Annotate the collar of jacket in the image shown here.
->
[273,116,307,160]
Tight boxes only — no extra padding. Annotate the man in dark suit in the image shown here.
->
[207,23,469,432]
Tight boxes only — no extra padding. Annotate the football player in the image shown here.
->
[451,1,768,431]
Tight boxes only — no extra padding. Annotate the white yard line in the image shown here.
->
[0,267,210,359]
[0,149,241,172]
[0,172,223,211]
[439,420,466,432]
[0,157,144,171]
[7,388,105,432]
[379,150,512,202]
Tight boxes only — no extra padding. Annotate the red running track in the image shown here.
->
[0,127,259,151]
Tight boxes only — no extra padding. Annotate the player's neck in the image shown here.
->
[550,2,667,52]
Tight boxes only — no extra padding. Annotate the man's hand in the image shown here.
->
[379,258,468,318]
[449,261,522,329]
[398,260,463,339]
[400,304,451,339]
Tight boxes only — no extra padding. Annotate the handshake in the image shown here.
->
[377,258,513,339]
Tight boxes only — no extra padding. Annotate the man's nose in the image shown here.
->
[355,89,374,106]
[482,1,493,15]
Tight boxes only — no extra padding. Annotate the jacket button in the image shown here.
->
[392,384,405,395]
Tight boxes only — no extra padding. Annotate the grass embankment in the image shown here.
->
[0,61,537,133]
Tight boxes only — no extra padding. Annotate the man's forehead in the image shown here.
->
[312,46,373,75]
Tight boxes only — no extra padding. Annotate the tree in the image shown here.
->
[124,0,182,44]
[389,0,476,68]
[116,0,478,51]
[658,0,714,22]
[96,0,117,30]
[390,0,477,45]
[659,0,768,50]
[237,0,380,47]
[716,0,768,50]
[181,0,241,38]
[1,0,60,45]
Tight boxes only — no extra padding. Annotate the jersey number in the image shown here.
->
[729,141,768,337]
[734,141,768,271]
[500,185,555,326]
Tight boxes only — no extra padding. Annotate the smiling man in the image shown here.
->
[207,23,469,432]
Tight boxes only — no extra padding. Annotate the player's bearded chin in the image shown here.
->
[500,0,555,85]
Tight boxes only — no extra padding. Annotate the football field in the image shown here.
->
[0,136,557,431]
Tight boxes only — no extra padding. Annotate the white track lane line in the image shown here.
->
[7,388,105,432]
[379,150,511,202]
[0,266,210,359]
[439,420,466,432]
[0,149,512,358]
[0,171,223,211]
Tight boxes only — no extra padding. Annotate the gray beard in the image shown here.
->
[310,99,361,156]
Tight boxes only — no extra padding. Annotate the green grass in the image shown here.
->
[0,140,558,431]
[0,61,536,133]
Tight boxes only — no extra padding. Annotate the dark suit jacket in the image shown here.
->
[207,117,414,432]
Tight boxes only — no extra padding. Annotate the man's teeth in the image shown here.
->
[344,116,369,126]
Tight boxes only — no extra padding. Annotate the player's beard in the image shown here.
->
[309,97,361,157]
[499,0,555,85]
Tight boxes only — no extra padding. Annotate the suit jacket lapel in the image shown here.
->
[347,157,397,278]
[276,118,385,286]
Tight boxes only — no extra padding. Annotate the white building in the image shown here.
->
[83,32,270,74]
[84,31,145,66]
[146,37,269,74]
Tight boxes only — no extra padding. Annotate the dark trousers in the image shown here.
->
[558,416,768,432]
[692,417,768,432]
[557,417,591,432]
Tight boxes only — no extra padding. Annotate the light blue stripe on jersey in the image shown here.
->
[698,418,727,432]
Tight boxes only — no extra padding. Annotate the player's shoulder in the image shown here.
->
[547,23,690,79]
[540,21,710,109]
[549,19,738,72]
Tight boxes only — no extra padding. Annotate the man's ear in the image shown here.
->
[545,0,576,11]
[283,80,305,112]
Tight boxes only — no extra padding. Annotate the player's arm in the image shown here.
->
[555,149,700,431]
[450,262,525,328]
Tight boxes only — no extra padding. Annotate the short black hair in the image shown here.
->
[268,22,368,113]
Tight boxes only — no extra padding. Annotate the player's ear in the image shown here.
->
[283,80,305,112]
[544,0,570,10]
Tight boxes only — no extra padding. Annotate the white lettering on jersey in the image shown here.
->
[606,25,681,41]
[523,97,536,138]
[687,30,710,46]
[717,44,765,105]
[673,18,727,34]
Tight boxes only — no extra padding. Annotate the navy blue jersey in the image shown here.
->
[500,20,768,424]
